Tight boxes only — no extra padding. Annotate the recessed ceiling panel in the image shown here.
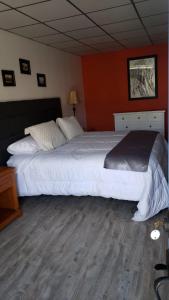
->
[71,0,130,13]
[149,31,168,39]
[122,37,151,48]
[95,43,124,51]
[51,40,83,49]
[113,29,147,40]
[147,24,168,34]
[151,34,168,44]
[0,10,36,29]
[133,0,148,2]
[0,3,10,11]
[102,19,143,34]
[71,50,99,56]
[1,0,45,8]
[100,45,124,52]
[80,35,113,45]
[67,27,104,39]
[19,0,80,22]
[88,5,137,25]
[11,23,57,38]
[64,45,98,55]
[46,15,94,32]
[35,34,72,44]
[92,41,122,49]
[142,13,168,28]
[136,0,168,17]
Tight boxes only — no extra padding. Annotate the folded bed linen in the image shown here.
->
[7,131,169,221]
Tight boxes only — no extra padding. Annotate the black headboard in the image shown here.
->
[0,98,62,166]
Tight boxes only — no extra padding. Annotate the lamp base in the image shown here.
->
[73,105,76,116]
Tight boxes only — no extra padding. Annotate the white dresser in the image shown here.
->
[113,110,165,135]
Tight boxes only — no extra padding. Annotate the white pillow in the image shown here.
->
[7,135,40,155]
[56,116,84,140]
[25,120,66,151]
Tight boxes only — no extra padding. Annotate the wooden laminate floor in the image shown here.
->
[0,196,168,300]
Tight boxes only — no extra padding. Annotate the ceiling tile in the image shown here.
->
[71,0,130,13]
[122,38,151,48]
[88,5,137,25]
[0,10,36,29]
[102,19,143,33]
[46,15,94,32]
[67,27,104,39]
[35,33,72,44]
[0,3,10,11]
[147,24,168,34]
[95,44,124,51]
[50,40,83,49]
[63,45,98,55]
[73,51,99,56]
[68,45,96,51]
[133,0,149,2]
[91,41,122,49]
[113,29,147,40]
[142,13,168,28]
[1,0,44,7]
[18,0,80,22]
[11,23,57,38]
[80,35,113,45]
[136,0,168,17]
[149,31,168,39]
[100,46,124,53]
[151,35,168,44]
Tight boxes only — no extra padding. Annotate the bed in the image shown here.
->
[0,98,168,222]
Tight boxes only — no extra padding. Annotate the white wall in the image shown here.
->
[0,29,86,126]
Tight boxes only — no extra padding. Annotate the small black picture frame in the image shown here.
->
[37,73,46,87]
[1,70,16,87]
[127,55,158,100]
[19,58,31,74]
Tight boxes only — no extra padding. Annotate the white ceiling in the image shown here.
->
[0,0,168,55]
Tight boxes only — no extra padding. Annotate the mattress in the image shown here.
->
[7,131,169,221]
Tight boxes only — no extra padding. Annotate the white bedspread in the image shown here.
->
[7,131,169,221]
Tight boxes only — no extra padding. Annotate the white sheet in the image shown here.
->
[7,131,169,221]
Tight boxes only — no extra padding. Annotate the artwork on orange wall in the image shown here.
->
[81,43,167,132]
[127,55,158,100]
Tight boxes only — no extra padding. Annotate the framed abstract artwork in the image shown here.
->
[1,70,16,86]
[37,73,46,87]
[19,58,31,74]
[127,55,158,100]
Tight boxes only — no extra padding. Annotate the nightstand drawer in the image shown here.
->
[0,174,13,193]
[0,167,21,230]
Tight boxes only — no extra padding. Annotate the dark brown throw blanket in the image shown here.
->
[104,130,158,172]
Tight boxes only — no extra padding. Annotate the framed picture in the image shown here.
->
[19,58,31,74]
[1,70,16,86]
[37,73,46,87]
[127,55,158,100]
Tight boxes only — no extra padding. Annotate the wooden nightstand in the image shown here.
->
[0,167,22,230]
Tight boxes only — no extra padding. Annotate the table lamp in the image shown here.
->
[68,90,78,116]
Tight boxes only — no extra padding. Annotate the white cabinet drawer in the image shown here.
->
[115,119,129,130]
[147,112,164,122]
[146,121,163,134]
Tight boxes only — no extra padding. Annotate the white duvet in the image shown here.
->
[7,131,169,221]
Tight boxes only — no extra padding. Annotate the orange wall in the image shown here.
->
[82,44,168,134]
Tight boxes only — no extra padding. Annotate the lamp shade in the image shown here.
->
[68,90,78,105]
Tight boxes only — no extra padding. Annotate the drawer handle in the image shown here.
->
[125,126,128,129]
[153,116,157,119]
[149,125,152,128]
[137,116,140,119]
[122,117,125,120]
